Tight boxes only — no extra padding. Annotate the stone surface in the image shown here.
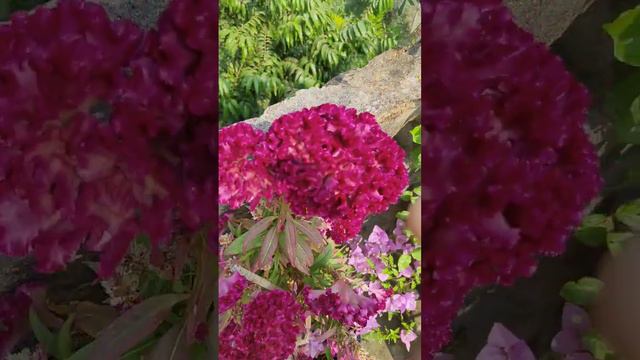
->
[245,42,422,137]
[89,0,169,29]
[505,0,596,44]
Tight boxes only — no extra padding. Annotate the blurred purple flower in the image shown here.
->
[357,315,380,335]
[347,246,373,274]
[386,292,417,313]
[401,329,418,352]
[477,323,535,360]
[366,225,393,255]
[551,304,594,359]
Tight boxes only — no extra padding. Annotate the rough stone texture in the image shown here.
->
[505,0,596,44]
[88,0,169,29]
[246,42,422,137]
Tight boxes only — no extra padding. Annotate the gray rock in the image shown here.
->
[505,0,596,44]
[245,43,422,137]
[89,0,170,29]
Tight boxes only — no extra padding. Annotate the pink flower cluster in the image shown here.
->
[0,0,216,276]
[219,104,408,243]
[218,271,248,314]
[422,0,601,357]
[220,290,304,360]
[303,280,384,328]
[218,123,273,209]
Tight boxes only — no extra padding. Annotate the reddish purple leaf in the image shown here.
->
[88,294,189,359]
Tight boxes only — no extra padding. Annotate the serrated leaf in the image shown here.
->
[293,218,325,250]
[87,294,189,359]
[253,225,279,271]
[604,5,640,66]
[312,244,333,269]
[560,277,604,306]
[284,219,299,271]
[295,238,313,274]
[242,216,277,253]
[398,254,412,271]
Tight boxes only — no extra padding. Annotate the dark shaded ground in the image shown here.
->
[446,0,640,358]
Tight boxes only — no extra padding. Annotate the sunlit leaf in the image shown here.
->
[242,216,277,253]
[398,254,412,271]
[253,225,279,271]
[604,5,640,66]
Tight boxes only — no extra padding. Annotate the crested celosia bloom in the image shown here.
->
[263,104,408,243]
[220,290,304,360]
[303,280,384,328]
[218,123,274,209]
[219,104,408,243]
[423,0,601,357]
[0,0,217,276]
[218,271,248,314]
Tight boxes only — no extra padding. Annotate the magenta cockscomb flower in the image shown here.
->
[218,271,248,314]
[263,104,408,243]
[218,123,274,210]
[219,104,408,243]
[220,290,304,360]
[0,0,218,276]
[303,280,384,328]
[423,0,601,357]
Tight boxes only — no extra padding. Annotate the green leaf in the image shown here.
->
[29,307,57,358]
[253,225,279,271]
[311,243,333,270]
[396,210,409,221]
[410,248,421,261]
[87,294,189,359]
[242,216,277,253]
[56,314,75,359]
[605,70,640,144]
[607,232,635,255]
[604,5,640,66]
[576,226,608,247]
[583,331,615,360]
[398,254,412,271]
[410,125,421,144]
[560,277,604,306]
[615,199,640,230]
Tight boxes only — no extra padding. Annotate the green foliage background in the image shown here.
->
[219,0,417,125]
